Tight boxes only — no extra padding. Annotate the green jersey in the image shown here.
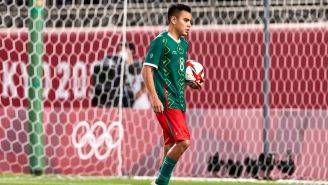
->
[144,32,188,112]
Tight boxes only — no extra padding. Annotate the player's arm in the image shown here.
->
[142,37,164,113]
[142,66,164,113]
[135,82,146,99]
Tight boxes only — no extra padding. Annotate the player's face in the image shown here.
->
[174,11,192,36]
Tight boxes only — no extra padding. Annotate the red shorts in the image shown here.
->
[155,108,191,145]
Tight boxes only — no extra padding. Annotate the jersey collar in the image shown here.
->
[167,32,181,43]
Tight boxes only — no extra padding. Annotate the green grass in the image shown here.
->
[0,174,310,185]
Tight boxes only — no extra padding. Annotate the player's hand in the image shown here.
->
[187,80,203,90]
[150,96,164,113]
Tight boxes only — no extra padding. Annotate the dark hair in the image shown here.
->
[117,41,136,54]
[167,4,191,23]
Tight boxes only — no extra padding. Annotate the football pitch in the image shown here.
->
[0,174,310,185]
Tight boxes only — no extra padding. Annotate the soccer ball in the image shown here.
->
[185,60,204,82]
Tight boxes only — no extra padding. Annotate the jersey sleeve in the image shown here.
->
[144,36,163,69]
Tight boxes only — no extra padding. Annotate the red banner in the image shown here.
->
[1,26,327,108]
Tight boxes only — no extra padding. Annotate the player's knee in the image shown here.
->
[179,140,190,151]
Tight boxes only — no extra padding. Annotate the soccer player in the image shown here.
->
[142,4,202,185]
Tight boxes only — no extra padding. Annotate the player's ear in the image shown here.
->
[171,16,177,25]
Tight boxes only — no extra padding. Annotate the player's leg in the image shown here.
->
[164,144,173,156]
[152,144,173,185]
[152,114,175,185]
[154,140,190,184]
[155,109,190,185]
[166,139,190,161]
[161,144,174,166]
[165,108,190,160]
[154,142,187,185]
[158,125,175,168]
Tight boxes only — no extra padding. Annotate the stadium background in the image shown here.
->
[0,0,328,183]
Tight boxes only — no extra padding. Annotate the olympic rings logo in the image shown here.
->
[71,121,123,160]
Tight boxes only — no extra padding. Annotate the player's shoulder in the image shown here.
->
[151,32,167,43]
